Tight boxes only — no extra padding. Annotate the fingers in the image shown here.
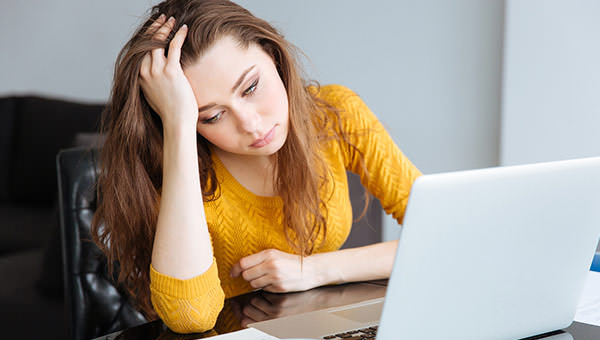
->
[249,273,274,289]
[151,16,176,66]
[230,262,242,278]
[140,14,167,79]
[140,52,152,79]
[167,24,188,65]
[145,13,166,36]
[231,250,270,277]
[153,15,176,41]
[263,284,286,293]
[142,13,188,74]
[241,262,269,282]
[232,260,269,285]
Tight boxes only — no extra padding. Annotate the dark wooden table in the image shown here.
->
[92,280,600,340]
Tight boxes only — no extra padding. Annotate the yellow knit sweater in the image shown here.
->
[149,84,422,333]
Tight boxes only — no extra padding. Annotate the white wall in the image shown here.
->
[1,0,505,241]
[235,0,504,174]
[0,0,154,102]
[501,0,600,166]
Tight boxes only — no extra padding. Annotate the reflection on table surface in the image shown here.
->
[94,281,387,340]
[93,279,600,340]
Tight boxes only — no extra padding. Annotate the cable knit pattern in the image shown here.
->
[149,84,422,333]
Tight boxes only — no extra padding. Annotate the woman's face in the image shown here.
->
[184,35,289,160]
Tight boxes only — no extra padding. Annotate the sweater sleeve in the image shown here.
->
[149,257,225,333]
[322,85,422,225]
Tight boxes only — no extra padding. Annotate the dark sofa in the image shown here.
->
[0,95,103,253]
[0,95,104,339]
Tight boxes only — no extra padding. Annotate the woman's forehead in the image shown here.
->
[185,36,262,73]
[183,36,272,101]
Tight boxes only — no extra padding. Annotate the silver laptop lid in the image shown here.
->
[378,157,600,340]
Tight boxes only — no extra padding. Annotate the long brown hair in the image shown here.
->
[92,0,368,318]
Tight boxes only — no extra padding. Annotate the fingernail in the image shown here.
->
[181,24,187,29]
[168,16,175,23]
[158,13,165,20]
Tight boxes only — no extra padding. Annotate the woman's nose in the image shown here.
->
[237,109,262,135]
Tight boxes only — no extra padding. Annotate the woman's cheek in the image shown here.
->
[267,80,288,118]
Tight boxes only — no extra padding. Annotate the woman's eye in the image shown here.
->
[203,111,223,124]
[243,79,259,96]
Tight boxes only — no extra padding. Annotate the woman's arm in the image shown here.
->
[141,15,213,280]
[152,125,213,278]
[230,241,397,292]
[311,240,398,285]
[139,15,224,333]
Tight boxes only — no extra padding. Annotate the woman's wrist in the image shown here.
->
[162,118,198,140]
[307,251,343,287]
[306,241,399,288]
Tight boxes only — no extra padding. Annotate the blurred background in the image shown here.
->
[0,0,598,338]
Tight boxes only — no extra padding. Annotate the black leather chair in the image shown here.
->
[57,147,147,340]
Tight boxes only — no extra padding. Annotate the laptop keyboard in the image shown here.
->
[322,326,378,339]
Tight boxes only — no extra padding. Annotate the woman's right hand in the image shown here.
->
[139,14,198,131]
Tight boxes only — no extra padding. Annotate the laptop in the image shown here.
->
[249,157,600,340]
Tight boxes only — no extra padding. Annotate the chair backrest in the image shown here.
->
[56,147,146,340]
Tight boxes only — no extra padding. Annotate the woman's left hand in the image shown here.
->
[230,249,322,293]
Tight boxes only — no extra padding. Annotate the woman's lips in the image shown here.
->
[250,125,277,148]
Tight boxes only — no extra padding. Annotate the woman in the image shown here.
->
[92,0,421,333]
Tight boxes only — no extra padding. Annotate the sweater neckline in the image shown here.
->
[211,152,283,208]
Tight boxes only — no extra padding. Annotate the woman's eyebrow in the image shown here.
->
[197,64,256,113]
[230,65,256,93]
